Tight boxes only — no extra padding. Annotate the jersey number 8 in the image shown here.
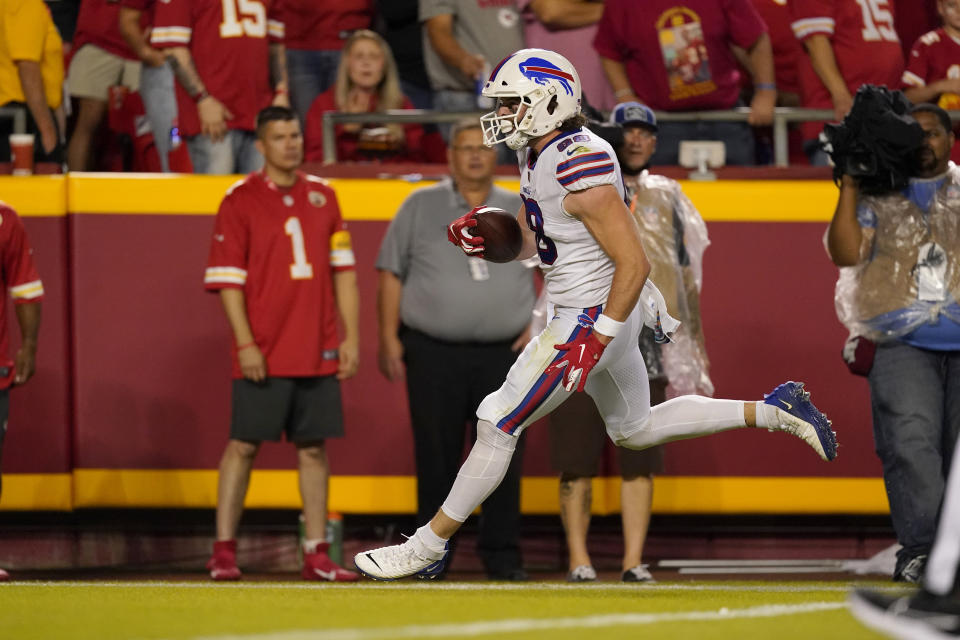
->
[521,196,558,265]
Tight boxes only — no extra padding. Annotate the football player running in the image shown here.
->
[355,49,837,581]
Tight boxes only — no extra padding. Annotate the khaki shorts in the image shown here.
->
[67,44,140,100]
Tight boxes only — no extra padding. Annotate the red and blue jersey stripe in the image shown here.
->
[496,305,603,434]
[556,151,614,187]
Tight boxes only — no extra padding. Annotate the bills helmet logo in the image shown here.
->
[518,57,574,96]
[576,313,595,329]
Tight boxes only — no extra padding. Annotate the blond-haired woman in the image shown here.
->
[305,30,426,162]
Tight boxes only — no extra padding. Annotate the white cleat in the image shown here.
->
[775,411,830,460]
[354,540,448,581]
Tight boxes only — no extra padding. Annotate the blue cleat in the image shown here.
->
[764,381,837,461]
[415,544,449,580]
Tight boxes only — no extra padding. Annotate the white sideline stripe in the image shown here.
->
[0,580,896,593]
[660,559,845,567]
[679,567,845,575]
[185,602,847,640]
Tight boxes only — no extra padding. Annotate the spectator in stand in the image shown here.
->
[203,106,360,583]
[304,30,426,164]
[791,0,904,165]
[518,0,615,113]
[151,0,288,175]
[0,200,44,581]
[0,0,63,164]
[284,0,373,124]
[375,118,534,580]
[750,0,802,107]
[902,0,960,164]
[65,0,141,170]
[595,0,776,166]
[420,0,524,140]
[376,0,434,111]
[118,0,184,172]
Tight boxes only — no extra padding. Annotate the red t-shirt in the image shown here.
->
[282,0,372,51]
[903,28,960,102]
[204,172,355,379]
[151,0,283,136]
[902,28,960,163]
[593,0,767,111]
[303,88,425,163]
[0,203,43,391]
[750,0,801,96]
[791,0,904,141]
[72,0,138,60]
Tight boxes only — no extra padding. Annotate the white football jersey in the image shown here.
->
[519,126,624,307]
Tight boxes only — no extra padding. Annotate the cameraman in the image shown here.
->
[828,103,960,584]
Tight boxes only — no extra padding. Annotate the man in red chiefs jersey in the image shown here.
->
[902,0,960,163]
[151,0,289,174]
[66,0,143,170]
[203,106,359,582]
[0,201,43,582]
[791,0,904,164]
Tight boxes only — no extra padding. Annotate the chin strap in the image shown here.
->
[506,132,530,150]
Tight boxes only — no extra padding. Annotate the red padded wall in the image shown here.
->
[68,215,877,478]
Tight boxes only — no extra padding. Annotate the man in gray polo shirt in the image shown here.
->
[420,0,524,137]
[376,118,534,580]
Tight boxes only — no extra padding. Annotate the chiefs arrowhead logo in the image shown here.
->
[309,191,326,208]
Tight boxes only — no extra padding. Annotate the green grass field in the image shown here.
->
[0,579,894,639]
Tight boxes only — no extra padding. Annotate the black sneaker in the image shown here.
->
[849,587,960,638]
[895,555,929,584]
[622,564,655,583]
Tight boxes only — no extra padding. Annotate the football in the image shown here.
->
[473,206,523,263]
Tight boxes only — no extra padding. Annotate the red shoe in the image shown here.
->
[206,540,242,581]
[302,542,359,582]
[0,568,9,581]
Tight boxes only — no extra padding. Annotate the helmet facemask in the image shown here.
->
[481,90,563,150]
[481,96,531,150]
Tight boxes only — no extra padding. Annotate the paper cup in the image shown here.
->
[9,134,35,176]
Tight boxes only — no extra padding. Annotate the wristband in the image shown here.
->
[192,89,210,103]
[236,342,256,352]
[755,82,777,91]
[593,314,625,338]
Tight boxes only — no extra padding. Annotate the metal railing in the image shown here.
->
[320,107,837,167]
[0,106,27,136]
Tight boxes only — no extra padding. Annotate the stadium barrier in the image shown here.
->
[0,172,888,515]
[320,108,837,167]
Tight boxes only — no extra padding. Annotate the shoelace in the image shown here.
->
[375,543,430,571]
